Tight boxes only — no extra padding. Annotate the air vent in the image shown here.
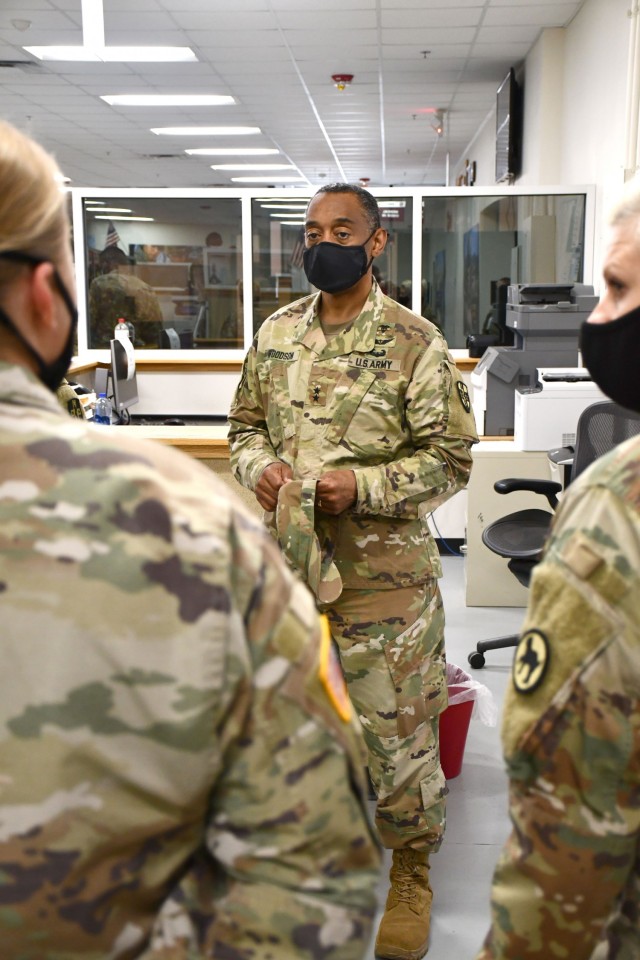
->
[142,153,183,159]
[0,60,41,72]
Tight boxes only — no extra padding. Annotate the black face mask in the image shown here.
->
[579,305,640,414]
[0,250,78,393]
[303,229,377,294]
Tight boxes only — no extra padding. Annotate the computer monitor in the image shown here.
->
[109,338,138,422]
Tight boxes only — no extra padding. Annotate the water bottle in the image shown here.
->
[94,392,112,426]
[114,318,130,341]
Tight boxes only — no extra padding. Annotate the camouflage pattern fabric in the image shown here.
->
[56,378,87,419]
[276,478,342,604]
[322,581,448,853]
[228,279,478,592]
[0,362,381,959]
[477,435,640,960]
[228,280,477,850]
[88,270,163,348]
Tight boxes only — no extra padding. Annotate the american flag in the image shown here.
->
[105,220,121,248]
[289,228,305,269]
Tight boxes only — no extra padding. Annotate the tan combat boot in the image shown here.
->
[374,848,433,960]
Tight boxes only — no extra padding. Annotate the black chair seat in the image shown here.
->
[481,508,553,560]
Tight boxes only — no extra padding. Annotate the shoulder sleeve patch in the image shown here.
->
[512,629,550,694]
[318,615,352,722]
[457,380,471,413]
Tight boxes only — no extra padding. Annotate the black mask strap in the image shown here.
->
[0,250,78,392]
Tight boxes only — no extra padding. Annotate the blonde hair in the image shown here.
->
[0,120,69,287]
[609,173,640,232]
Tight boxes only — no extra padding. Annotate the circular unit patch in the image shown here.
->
[512,629,550,694]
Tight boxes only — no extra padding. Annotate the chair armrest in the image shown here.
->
[548,445,575,467]
[494,477,563,511]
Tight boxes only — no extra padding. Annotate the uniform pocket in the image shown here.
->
[382,585,447,738]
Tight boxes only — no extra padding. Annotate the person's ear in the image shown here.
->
[29,262,58,332]
[371,227,388,257]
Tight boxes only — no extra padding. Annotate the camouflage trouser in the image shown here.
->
[322,580,448,853]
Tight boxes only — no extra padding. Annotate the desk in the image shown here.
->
[465,442,553,607]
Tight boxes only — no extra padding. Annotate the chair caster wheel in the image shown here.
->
[468,651,486,669]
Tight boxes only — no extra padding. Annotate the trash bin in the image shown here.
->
[439,663,496,779]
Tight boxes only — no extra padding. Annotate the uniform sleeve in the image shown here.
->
[352,339,478,518]
[477,485,640,960]
[150,512,381,959]
[228,341,281,491]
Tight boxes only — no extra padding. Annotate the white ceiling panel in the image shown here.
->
[0,0,586,188]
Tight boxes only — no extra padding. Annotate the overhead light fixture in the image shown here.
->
[25,0,196,62]
[270,212,305,217]
[261,204,307,210]
[85,206,132,213]
[152,126,260,136]
[231,176,307,183]
[210,164,296,171]
[280,221,307,226]
[186,147,279,156]
[94,215,154,221]
[101,94,234,106]
[25,45,196,62]
[332,73,354,91]
[432,109,446,137]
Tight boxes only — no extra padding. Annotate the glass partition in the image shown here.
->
[250,196,414,333]
[421,193,587,349]
[73,188,592,355]
[82,197,242,349]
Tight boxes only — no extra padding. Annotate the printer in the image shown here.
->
[471,283,598,436]
[514,367,606,451]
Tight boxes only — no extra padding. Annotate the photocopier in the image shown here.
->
[470,282,599,439]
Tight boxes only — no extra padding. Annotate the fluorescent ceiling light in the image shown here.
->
[186,148,279,156]
[25,46,196,62]
[152,126,260,136]
[94,215,154,222]
[101,94,234,107]
[25,1,196,62]
[231,176,307,183]
[261,204,308,210]
[84,199,105,204]
[280,221,308,226]
[254,197,310,202]
[270,212,305,217]
[85,206,132,213]
[210,164,296,171]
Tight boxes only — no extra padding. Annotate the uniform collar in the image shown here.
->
[0,361,67,416]
[293,279,386,358]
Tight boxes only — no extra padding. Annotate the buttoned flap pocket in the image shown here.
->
[260,361,296,446]
[326,369,405,452]
[382,592,447,738]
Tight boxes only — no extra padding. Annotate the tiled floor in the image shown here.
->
[365,554,527,960]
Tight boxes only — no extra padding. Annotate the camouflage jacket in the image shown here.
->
[0,363,380,959]
[228,281,478,591]
[477,436,640,959]
[88,271,163,348]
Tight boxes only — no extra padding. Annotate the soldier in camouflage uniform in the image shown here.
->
[477,175,640,960]
[88,246,163,348]
[228,183,478,960]
[0,120,381,959]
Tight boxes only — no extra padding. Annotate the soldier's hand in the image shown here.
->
[255,461,293,512]
[316,470,357,515]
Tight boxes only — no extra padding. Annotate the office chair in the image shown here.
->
[468,400,640,669]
